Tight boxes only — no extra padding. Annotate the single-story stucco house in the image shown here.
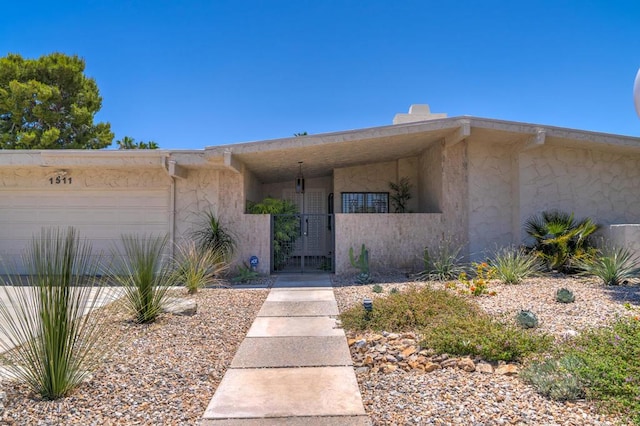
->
[2,104,640,275]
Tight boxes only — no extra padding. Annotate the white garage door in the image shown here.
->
[0,189,170,274]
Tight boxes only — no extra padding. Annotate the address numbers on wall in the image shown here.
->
[49,176,72,185]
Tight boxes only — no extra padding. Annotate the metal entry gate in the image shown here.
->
[271,214,334,273]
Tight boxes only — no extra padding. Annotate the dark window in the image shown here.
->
[341,192,389,213]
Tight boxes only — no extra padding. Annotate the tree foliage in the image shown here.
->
[0,53,113,149]
[116,136,159,150]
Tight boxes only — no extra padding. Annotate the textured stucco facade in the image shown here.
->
[334,213,444,274]
[3,113,640,275]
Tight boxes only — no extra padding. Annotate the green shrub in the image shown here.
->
[520,355,586,401]
[491,246,541,284]
[371,284,383,293]
[173,240,228,294]
[524,316,640,421]
[576,245,640,286]
[568,316,640,420]
[415,240,466,281]
[0,227,118,399]
[390,287,399,295]
[525,210,598,273]
[232,262,260,283]
[109,234,174,324]
[339,286,551,362]
[190,211,236,262]
[422,314,552,362]
[340,286,475,332]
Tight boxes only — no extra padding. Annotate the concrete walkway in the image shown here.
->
[201,274,369,425]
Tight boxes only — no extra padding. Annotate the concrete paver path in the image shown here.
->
[201,274,369,425]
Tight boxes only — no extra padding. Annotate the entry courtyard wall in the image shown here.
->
[334,213,445,274]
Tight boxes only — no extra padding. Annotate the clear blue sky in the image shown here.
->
[1,1,639,149]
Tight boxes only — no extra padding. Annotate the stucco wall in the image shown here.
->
[397,157,419,213]
[519,146,640,242]
[243,168,262,207]
[440,141,470,259]
[334,161,396,213]
[174,169,221,240]
[261,176,333,207]
[0,167,170,190]
[334,213,445,274]
[418,142,443,213]
[603,224,640,257]
[467,141,515,258]
[234,214,272,274]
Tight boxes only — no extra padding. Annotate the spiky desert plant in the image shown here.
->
[173,240,228,294]
[0,227,119,400]
[491,246,542,284]
[415,240,466,281]
[190,211,236,262]
[576,245,640,286]
[110,234,173,324]
[525,210,598,272]
[516,310,539,329]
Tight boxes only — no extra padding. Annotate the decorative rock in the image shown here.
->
[441,358,459,369]
[401,346,417,358]
[162,298,197,316]
[423,362,440,373]
[383,364,398,373]
[385,354,398,363]
[475,362,494,374]
[457,358,476,372]
[495,364,519,376]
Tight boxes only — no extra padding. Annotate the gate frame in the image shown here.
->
[270,213,335,274]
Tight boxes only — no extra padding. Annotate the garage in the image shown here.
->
[0,187,171,274]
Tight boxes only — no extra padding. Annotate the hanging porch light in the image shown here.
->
[295,161,305,194]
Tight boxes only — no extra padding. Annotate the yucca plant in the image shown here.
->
[173,240,228,294]
[190,211,236,262]
[109,234,173,324]
[0,227,118,400]
[415,240,466,281]
[491,246,542,284]
[525,210,598,272]
[576,245,640,286]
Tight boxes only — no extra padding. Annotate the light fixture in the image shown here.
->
[295,161,305,194]
[363,298,373,312]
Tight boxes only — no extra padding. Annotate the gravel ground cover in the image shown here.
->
[0,286,269,425]
[333,273,639,426]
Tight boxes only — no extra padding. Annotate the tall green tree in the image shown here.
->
[0,53,113,149]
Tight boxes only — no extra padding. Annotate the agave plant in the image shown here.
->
[109,234,174,324]
[576,245,640,285]
[525,210,598,272]
[0,227,118,399]
[173,240,228,294]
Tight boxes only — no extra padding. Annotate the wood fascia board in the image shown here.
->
[445,119,471,147]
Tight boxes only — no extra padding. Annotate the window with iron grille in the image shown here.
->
[341,192,389,213]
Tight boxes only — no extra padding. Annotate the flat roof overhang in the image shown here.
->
[205,117,640,184]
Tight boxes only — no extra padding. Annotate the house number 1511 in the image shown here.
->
[49,176,72,185]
